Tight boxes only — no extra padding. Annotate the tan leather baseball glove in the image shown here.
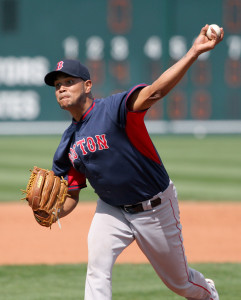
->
[21,166,69,228]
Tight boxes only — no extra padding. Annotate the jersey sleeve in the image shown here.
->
[52,122,87,191]
[105,83,148,128]
[66,166,87,190]
[124,85,161,164]
[53,157,87,191]
[106,83,161,164]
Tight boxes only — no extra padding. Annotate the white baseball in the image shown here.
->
[206,24,221,40]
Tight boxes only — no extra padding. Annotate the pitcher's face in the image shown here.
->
[54,75,86,110]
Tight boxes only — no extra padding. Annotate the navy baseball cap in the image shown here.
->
[44,59,91,86]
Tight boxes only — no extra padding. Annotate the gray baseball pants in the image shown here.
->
[84,181,214,300]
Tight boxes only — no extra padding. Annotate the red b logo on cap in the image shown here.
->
[56,61,64,70]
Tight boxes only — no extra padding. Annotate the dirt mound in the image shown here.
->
[1,202,240,265]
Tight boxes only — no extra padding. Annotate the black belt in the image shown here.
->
[121,197,161,214]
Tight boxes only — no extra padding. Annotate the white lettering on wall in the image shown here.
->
[0,56,49,86]
[0,90,40,120]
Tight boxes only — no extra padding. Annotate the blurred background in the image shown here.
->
[0,0,240,133]
[0,0,240,202]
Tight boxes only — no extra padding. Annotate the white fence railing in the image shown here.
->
[0,120,241,136]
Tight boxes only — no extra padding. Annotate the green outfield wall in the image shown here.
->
[0,0,240,133]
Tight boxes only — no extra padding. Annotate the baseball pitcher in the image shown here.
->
[22,25,223,300]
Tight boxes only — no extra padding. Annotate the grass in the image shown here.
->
[152,135,241,201]
[0,264,86,300]
[0,263,240,299]
[0,135,240,202]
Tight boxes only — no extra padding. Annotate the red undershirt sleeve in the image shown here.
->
[67,166,87,190]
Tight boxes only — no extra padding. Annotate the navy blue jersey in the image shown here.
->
[52,84,169,206]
